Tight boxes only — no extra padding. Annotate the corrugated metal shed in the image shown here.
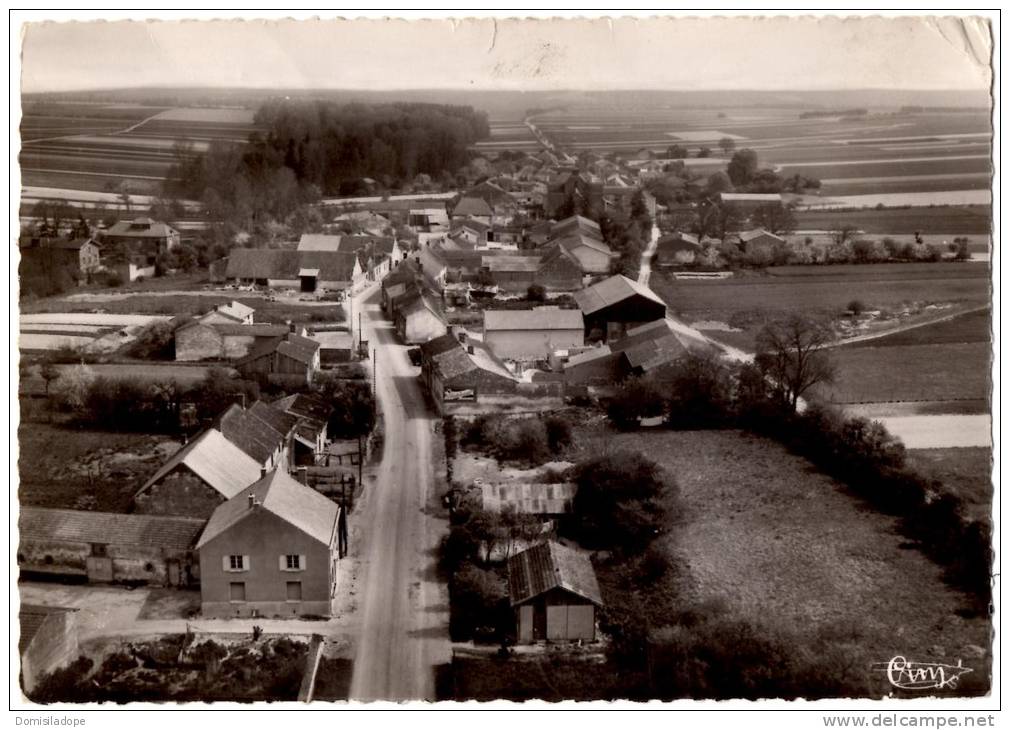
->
[508,541,603,607]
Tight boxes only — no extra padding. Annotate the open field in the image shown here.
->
[820,342,990,405]
[19,101,260,194]
[653,262,990,351]
[800,190,992,209]
[570,427,991,696]
[905,448,993,525]
[17,423,180,512]
[841,307,990,348]
[794,204,992,235]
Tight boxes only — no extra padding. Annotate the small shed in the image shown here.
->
[508,541,602,644]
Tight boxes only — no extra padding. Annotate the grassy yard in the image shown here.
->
[905,448,993,525]
[818,342,990,405]
[794,205,992,235]
[567,426,991,697]
[17,423,179,512]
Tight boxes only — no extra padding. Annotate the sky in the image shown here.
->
[18,14,993,94]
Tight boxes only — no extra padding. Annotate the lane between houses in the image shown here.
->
[348,287,450,701]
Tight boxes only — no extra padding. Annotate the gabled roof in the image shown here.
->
[217,404,286,465]
[214,300,255,322]
[452,218,492,235]
[137,428,263,499]
[573,275,666,316]
[422,333,514,382]
[556,233,616,258]
[739,228,785,243]
[658,231,700,248]
[564,345,615,369]
[551,215,603,241]
[249,400,299,437]
[19,507,206,550]
[20,605,77,653]
[105,218,178,239]
[452,196,494,218]
[277,333,321,366]
[508,541,603,607]
[271,393,332,425]
[419,332,464,360]
[226,248,359,283]
[297,234,343,252]
[383,259,421,288]
[196,469,338,549]
[484,256,541,273]
[484,308,584,332]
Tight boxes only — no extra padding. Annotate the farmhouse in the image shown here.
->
[204,300,256,325]
[552,233,617,276]
[737,228,786,257]
[419,331,518,415]
[562,345,623,385]
[381,259,423,316]
[225,248,374,294]
[482,255,541,293]
[19,605,79,695]
[310,329,354,365]
[17,507,205,587]
[20,237,103,282]
[235,332,321,388]
[393,291,447,345]
[134,428,265,517]
[534,243,584,292]
[451,196,494,226]
[574,274,667,342]
[196,469,341,618]
[483,308,585,361]
[102,217,180,255]
[297,233,403,264]
[508,541,603,644]
[655,231,703,266]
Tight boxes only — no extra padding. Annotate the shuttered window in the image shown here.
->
[223,555,249,572]
[279,554,306,571]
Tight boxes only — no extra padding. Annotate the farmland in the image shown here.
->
[652,262,990,351]
[19,99,259,196]
[905,448,993,525]
[817,308,991,408]
[794,204,992,235]
[571,427,992,697]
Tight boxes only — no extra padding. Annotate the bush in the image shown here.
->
[449,562,510,642]
[128,320,177,359]
[569,450,673,552]
[606,376,665,430]
[462,415,551,466]
[847,299,866,316]
[526,284,546,302]
[543,415,573,452]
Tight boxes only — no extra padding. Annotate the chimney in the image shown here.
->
[248,494,256,510]
[458,330,467,345]
[467,345,475,355]
[298,467,308,485]
[287,319,295,333]
[260,467,267,479]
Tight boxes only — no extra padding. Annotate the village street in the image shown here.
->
[347,286,451,701]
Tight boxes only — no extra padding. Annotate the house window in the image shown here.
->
[280,554,306,572]
[224,555,248,572]
[229,582,246,602]
[90,543,108,557]
[286,582,302,602]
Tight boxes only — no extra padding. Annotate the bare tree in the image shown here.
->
[755,315,836,410]
[831,223,858,246]
[751,202,797,236]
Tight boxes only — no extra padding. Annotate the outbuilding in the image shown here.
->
[508,541,602,644]
[574,274,667,342]
[483,308,585,361]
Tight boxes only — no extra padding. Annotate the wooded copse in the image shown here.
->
[167,101,490,218]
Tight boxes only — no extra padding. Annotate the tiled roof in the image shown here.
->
[508,541,602,607]
[217,404,286,465]
[19,507,205,550]
[556,233,615,258]
[277,333,320,366]
[196,469,338,549]
[419,332,463,360]
[484,256,541,273]
[105,219,178,239]
[573,275,666,316]
[484,308,583,331]
[226,248,358,283]
[137,428,263,499]
[297,234,343,252]
[249,400,298,437]
[551,215,603,241]
[739,228,785,243]
[215,301,255,322]
[271,393,332,425]
[19,605,77,653]
[452,196,494,218]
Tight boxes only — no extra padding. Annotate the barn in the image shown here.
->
[508,541,603,644]
[574,274,667,342]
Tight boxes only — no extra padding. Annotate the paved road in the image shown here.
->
[348,287,450,702]
[637,224,660,286]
